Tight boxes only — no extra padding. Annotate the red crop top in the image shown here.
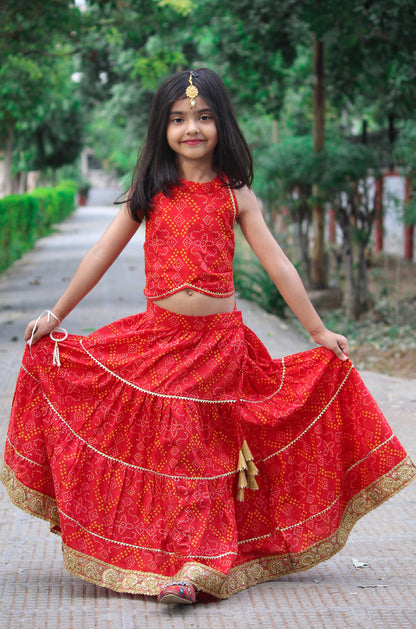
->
[144,176,238,300]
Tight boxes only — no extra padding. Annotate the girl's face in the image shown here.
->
[166,96,218,169]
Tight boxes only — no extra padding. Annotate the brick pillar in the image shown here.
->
[374,176,383,252]
[404,176,414,261]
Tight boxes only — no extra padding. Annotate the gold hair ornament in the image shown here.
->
[186,70,199,109]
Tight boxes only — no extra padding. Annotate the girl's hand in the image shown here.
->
[310,327,350,361]
[24,312,60,346]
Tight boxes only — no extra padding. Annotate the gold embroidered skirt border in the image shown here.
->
[2,457,415,599]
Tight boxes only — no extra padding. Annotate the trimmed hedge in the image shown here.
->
[0,181,77,273]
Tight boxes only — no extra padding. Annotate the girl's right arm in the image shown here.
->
[25,204,141,344]
[236,187,349,361]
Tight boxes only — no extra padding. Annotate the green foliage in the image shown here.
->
[78,1,195,181]
[15,96,85,173]
[155,0,195,16]
[254,135,379,211]
[191,0,299,117]
[3,0,416,215]
[0,56,44,133]
[233,235,286,317]
[132,48,187,91]
[255,135,320,193]
[300,0,416,119]
[395,121,416,225]
[253,135,323,225]
[276,45,314,137]
[0,2,84,188]
[395,120,416,175]
[0,1,81,59]
[0,182,77,272]
[321,141,379,194]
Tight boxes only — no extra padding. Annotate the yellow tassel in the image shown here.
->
[247,459,259,476]
[236,440,260,501]
[238,470,248,489]
[238,450,247,471]
[241,439,254,461]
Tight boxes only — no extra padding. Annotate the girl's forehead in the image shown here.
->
[169,95,211,113]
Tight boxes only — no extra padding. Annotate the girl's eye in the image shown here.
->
[200,115,212,121]
[171,117,184,124]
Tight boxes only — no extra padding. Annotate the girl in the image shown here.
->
[2,68,415,606]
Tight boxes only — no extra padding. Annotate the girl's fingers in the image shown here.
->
[24,321,37,342]
[24,317,57,345]
[335,337,349,361]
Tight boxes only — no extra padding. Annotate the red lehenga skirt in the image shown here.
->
[2,301,415,599]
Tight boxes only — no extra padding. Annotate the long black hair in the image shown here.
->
[127,68,253,222]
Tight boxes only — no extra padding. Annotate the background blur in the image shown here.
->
[1,0,415,373]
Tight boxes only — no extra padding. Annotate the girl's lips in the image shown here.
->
[183,139,203,145]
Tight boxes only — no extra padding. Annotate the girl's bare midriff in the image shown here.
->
[153,289,235,316]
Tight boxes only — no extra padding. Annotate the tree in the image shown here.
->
[254,135,324,286]
[192,0,416,287]
[0,0,83,195]
[321,141,380,319]
[12,54,85,187]
[77,0,196,179]
[0,56,45,195]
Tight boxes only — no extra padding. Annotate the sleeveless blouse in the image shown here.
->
[143,176,238,300]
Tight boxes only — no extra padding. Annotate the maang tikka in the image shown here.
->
[186,70,199,109]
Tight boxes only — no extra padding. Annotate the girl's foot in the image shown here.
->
[158,582,196,605]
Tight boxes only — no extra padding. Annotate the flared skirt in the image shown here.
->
[2,301,415,599]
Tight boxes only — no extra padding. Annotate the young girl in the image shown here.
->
[2,68,415,606]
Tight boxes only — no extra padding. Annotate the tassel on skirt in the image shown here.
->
[2,301,415,599]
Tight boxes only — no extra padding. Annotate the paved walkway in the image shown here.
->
[0,198,415,629]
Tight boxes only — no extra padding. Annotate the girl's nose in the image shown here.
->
[186,118,199,133]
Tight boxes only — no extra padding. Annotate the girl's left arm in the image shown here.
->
[236,187,349,361]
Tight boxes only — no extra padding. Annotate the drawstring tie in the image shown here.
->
[28,310,68,367]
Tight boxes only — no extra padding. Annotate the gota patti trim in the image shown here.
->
[262,363,354,460]
[6,435,398,550]
[20,360,352,483]
[3,452,415,574]
[78,339,286,405]
[58,507,237,560]
[0,462,60,527]
[20,367,237,482]
[226,182,238,222]
[242,358,286,404]
[239,433,396,545]
[145,284,235,301]
[44,457,416,598]
[6,436,50,471]
[1,463,236,561]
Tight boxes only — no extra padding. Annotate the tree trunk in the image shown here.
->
[296,217,311,286]
[0,128,13,198]
[311,38,326,288]
[343,231,359,320]
[357,243,369,313]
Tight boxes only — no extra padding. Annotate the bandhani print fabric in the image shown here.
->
[2,301,415,599]
[144,176,237,300]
